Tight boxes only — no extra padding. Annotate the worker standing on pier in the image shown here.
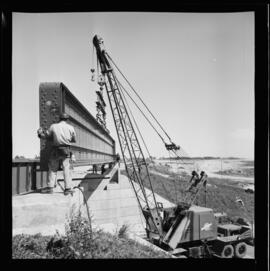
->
[37,113,76,195]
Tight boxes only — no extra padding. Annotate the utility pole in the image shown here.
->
[204,185,207,207]
[221,157,223,175]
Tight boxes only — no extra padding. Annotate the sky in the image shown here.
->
[12,12,254,159]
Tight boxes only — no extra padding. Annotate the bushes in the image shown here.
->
[116,224,129,239]
[12,234,52,259]
[12,212,171,259]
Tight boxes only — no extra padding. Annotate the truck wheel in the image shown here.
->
[221,244,234,258]
[234,242,247,258]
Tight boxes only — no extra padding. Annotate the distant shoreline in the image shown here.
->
[158,157,253,161]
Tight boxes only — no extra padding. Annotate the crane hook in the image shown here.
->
[91,68,95,82]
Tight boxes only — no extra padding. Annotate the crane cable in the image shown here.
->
[103,48,202,208]
[91,44,95,70]
[118,83,156,207]
[119,78,193,166]
[116,79,166,145]
[117,78,153,160]
[107,58,198,195]
[113,76,165,234]
[107,69,159,213]
[103,46,208,209]
[106,52,173,143]
[106,52,195,167]
[96,50,100,80]
[169,151,179,204]
[118,78,172,202]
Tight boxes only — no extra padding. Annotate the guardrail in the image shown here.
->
[12,160,115,195]
[12,161,47,195]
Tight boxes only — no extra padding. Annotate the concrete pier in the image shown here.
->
[12,164,175,238]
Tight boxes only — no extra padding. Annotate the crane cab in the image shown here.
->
[163,205,218,250]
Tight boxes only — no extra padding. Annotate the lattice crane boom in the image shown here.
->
[93,35,164,237]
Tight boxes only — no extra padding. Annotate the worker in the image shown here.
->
[188,171,207,192]
[92,164,97,173]
[116,153,120,165]
[37,113,76,195]
[101,164,106,174]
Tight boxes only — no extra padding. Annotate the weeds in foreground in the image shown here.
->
[116,224,129,239]
[13,212,171,259]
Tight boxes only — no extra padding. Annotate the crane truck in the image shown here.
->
[92,35,253,258]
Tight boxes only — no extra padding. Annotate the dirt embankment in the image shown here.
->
[122,160,254,223]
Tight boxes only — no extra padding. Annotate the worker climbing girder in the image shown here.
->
[184,170,208,205]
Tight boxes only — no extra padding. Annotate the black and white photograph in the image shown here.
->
[7,7,267,260]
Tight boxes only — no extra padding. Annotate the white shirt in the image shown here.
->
[47,121,76,146]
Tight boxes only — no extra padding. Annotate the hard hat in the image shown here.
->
[60,113,69,120]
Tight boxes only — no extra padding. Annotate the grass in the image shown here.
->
[197,177,254,222]
[12,211,172,259]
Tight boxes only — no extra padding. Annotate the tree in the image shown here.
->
[14,155,26,159]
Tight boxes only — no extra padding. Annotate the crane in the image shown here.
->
[93,35,164,238]
[92,35,253,258]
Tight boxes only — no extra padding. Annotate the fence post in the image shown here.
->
[31,162,37,191]
[16,165,20,194]
[26,164,30,192]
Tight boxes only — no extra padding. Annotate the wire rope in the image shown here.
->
[116,76,173,205]
[106,52,173,142]
[92,44,95,70]
[168,150,179,204]
[118,86,153,162]
[116,80,166,144]
[106,53,196,167]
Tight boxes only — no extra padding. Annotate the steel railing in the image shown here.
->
[12,159,116,195]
